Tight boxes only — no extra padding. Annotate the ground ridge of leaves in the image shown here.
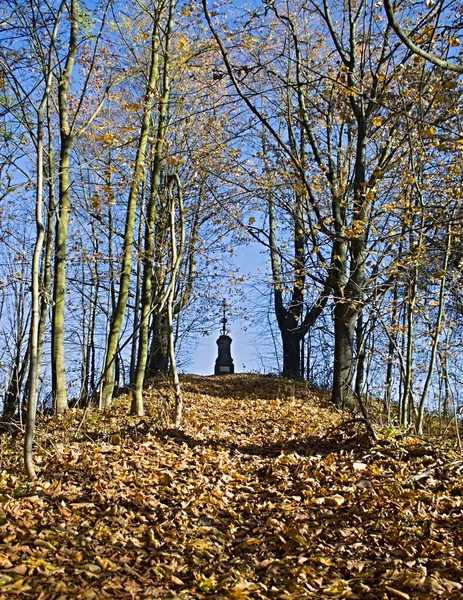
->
[0,375,462,599]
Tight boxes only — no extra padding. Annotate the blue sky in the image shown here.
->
[182,241,280,375]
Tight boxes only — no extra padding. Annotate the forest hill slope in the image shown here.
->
[0,374,462,599]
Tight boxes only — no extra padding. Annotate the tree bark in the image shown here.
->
[129,210,144,386]
[132,0,172,415]
[51,0,78,413]
[4,344,29,419]
[167,174,185,428]
[36,96,56,378]
[146,313,169,376]
[416,221,452,434]
[281,331,301,379]
[101,8,165,408]
[25,0,63,478]
[332,301,356,408]
[354,313,365,401]
[383,0,463,73]
[384,241,402,422]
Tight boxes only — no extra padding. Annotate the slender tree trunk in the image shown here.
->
[267,183,308,380]
[300,336,305,380]
[89,252,99,396]
[51,135,73,413]
[364,322,375,401]
[100,230,114,409]
[78,244,89,405]
[84,269,97,401]
[332,112,369,410]
[24,1,64,478]
[4,281,28,417]
[384,229,405,421]
[416,223,451,434]
[397,298,406,420]
[331,204,350,407]
[145,185,200,381]
[25,151,44,475]
[439,348,450,417]
[402,266,417,426]
[130,209,144,386]
[101,12,165,408]
[167,175,185,428]
[132,1,172,414]
[106,205,122,394]
[85,223,99,400]
[3,369,19,419]
[306,336,311,382]
[51,0,78,413]
[354,312,365,400]
[169,284,183,428]
[401,196,423,427]
[4,341,28,419]
[384,281,399,423]
[37,98,56,374]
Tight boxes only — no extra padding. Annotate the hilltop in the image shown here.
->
[0,375,462,599]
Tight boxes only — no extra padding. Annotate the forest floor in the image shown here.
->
[0,374,462,599]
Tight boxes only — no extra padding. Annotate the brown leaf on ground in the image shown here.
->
[0,374,462,599]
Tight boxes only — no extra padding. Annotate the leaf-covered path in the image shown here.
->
[0,375,462,599]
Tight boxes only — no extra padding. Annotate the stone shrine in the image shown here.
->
[214,300,234,375]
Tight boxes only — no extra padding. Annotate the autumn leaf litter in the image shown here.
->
[0,375,462,599]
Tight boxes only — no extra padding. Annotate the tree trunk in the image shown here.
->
[416,222,451,434]
[51,137,72,413]
[439,349,451,417]
[25,1,63,477]
[132,0,172,415]
[384,278,400,423]
[401,271,416,427]
[4,349,28,419]
[101,9,163,408]
[147,313,169,377]
[37,97,56,374]
[282,330,301,379]
[331,107,369,412]
[85,225,99,400]
[130,211,144,386]
[354,312,365,400]
[332,301,356,408]
[51,0,78,414]
[167,174,185,428]
[169,288,183,428]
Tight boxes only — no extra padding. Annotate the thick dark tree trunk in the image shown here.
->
[146,313,169,377]
[332,302,356,408]
[4,363,21,419]
[282,330,301,379]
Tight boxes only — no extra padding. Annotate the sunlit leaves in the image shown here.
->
[0,375,462,597]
